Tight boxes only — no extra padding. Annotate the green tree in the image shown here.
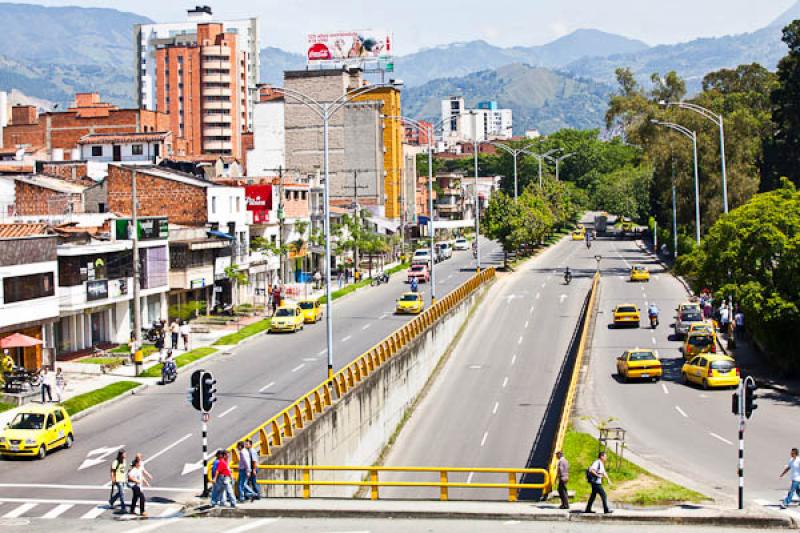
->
[481,191,518,268]
[593,164,653,222]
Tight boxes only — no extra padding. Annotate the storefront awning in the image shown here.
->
[208,229,235,240]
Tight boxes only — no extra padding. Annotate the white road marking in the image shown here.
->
[379,312,390,320]
[502,377,509,388]
[529,305,535,314]
[541,282,546,288]
[124,520,179,533]
[559,294,567,304]
[651,337,657,345]
[3,503,37,518]
[41,504,73,519]
[536,293,541,300]
[78,445,124,470]
[81,506,107,519]
[447,274,453,280]
[754,499,771,506]
[469,365,482,369]
[504,521,521,526]
[317,349,327,356]
[493,402,499,415]
[661,383,669,395]
[291,363,305,373]
[675,406,688,418]
[511,354,517,366]
[643,292,648,299]
[225,518,282,533]
[158,504,182,517]
[259,381,275,393]
[466,472,474,484]
[710,432,733,446]
[145,433,192,465]
[341,335,352,343]
[480,432,489,447]
[524,320,529,329]
[517,336,523,345]
[217,405,238,418]
[362,323,371,330]
[0,486,193,494]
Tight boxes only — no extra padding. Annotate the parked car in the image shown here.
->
[453,237,469,251]
[407,264,430,283]
[435,242,453,260]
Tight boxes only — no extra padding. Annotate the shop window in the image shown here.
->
[132,144,144,155]
[91,146,102,157]
[3,272,55,303]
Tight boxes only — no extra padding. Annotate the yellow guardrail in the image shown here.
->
[545,271,600,493]
[252,464,549,502]
[219,268,496,469]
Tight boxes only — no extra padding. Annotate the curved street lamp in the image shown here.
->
[521,148,561,188]
[544,152,575,182]
[278,81,403,380]
[661,100,729,214]
[489,141,540,199]
[651,119,701,245]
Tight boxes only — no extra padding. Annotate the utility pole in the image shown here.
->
[131,169,142,375]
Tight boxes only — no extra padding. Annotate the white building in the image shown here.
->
[246,92,285,176]
[133,5,260,128]
[78,132,173,180]
[440,97,513,147]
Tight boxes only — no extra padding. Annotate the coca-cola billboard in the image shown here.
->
[245,184,273,224]
[306,30,393,64]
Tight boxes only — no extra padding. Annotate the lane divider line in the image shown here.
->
[675,405,688,418]
[661,383,669,395]
[480,432,489,447]
[341,335,352,343]
[259,381,275,393]
[217,405,238,419]
[145,433,192,465]
[502,377,509,388]
[518,336,523,345]
[511,354,517,366]
[710,432,733,446]
[362,324,371,330]
[524,320,529,329]
[493,402,499,415]
[291,364,305,373]
[225,518,282,533]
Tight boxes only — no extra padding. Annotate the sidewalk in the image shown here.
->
[199,498,797,528]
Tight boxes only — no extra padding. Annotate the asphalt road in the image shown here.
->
[579,237,799,515]
[381,225,601,500]
[0,238,502,520]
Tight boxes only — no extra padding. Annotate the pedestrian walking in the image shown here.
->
[213,450,237,508]
[720,302,730,331]
[703,300,713,321]
[272,285,281,313]
[169,319,180,350]
[236,441,258,502]
[337,271,344,289]
[313,270,322,290]
[556,451,570,509]
[180,320,191,351]
[39,367,53,403]
[154,330,165,356]
[734,309,745,340]
[780,448,800,509]
[128,456,148,516]
[54,368,66,402]
[209,451,221,506]
[246,439,261,499]
[584,451,613,514]
[108,449,127,512]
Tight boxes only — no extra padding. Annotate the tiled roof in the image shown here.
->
[77,132,171,145]
[0,223,49,238]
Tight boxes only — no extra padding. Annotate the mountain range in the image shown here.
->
[0,2,798,134]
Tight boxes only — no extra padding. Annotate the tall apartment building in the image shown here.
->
[134,6,259,159]
[440,97,513,147]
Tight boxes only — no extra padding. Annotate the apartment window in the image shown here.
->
[3,272,55,303]
[91,146,102,157]
[235,196,241,212]
[177,56,183,64]
[131,144,144,156]
[211,196,217,214]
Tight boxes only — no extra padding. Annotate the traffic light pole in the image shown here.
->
[201,412,209,497]
[737,380,745,510]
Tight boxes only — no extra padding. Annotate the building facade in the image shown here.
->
[440,96,513,147]
[246,86,285,175]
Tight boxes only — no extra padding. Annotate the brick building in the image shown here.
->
[1,93,170,160]
[9,174,90,216]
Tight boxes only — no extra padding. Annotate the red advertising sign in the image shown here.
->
[245,185,273,224]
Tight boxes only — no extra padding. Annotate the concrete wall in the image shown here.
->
[260,284,487,497]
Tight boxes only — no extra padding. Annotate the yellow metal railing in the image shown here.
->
[253,464,549,502]
[545,271,600,493]
[219,268,496,469]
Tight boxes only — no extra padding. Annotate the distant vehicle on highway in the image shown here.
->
[407,264,430,284]
[616,349,662,382]
[571,227,586,240]
[270,304,305,333]
[396,292,424,315]
[298,299,323,324]
[0,404,74,459]
[629,265,650,282]
[674,308,704,338]
[612,304,641,328]
[453,237,469,251]
[681,354,740,389]
[435,242,452,260]
[681,331,717,359]
[594,213,609,233]
[412,249,432,266]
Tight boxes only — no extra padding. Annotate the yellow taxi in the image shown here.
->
[678,301,702,315]
[571,227,586,240]
[396,292,424,315]
[0,403,74,459]
[612,304,640,328]
[681,331,717,359]
[630,265,650,282]
[688,322,716,337]
[616,349,662,382]
[681,354,740,389]
[298,299,323,324]
[270,304,305,333]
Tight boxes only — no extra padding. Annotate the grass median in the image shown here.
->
[62,381,140,416]
[563,428,706,505]
[320,262,410,304]
[0,401,14,413]
[138,347,218,378]
[213,319,271,346]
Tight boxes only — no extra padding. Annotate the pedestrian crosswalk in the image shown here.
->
[0,499,182,520]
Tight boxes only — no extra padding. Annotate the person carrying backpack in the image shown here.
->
[585,451,613,514]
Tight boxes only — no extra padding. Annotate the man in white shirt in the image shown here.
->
[780,448,800,508]
[585,451,613,514]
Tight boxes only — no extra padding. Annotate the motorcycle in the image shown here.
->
[649,313,659,329]
[564,271,573,285]
[142,320,165,343]
[585,239,592,249]
[161,359,177,384]
[371,272,390,286]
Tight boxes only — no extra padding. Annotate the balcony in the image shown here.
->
[203,127,233,137]
[204,100,232,110]
[439,188,461,197]
[203,140,232,151]
[202,86,232,97]
[202,113,231,124]
[436,204,461,214]
[203,73,231,84]
[202,46,231,57]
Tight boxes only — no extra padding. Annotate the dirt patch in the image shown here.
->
[609,473,661,501]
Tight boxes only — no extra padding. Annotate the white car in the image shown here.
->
[412,249,432,266]
[453,238,469,251]
[435,242,453,260]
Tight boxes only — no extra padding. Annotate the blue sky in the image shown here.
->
[34,0,798,54]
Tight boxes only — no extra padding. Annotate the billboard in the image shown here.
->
[245,184,273,224]
[307,30,393,64]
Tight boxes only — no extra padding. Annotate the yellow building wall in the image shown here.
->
[355,88,404,219]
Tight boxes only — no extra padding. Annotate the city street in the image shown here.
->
[579,237,799,516]
[0,239,501,521]
[382,225,600,499]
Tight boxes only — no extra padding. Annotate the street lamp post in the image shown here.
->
[652,120,701,246]
[471,112,481,272]
[545,152,575,182]
[280,82,402,380]
[662,100,729,214]
[522,148,561,188]
[489,141,539,199]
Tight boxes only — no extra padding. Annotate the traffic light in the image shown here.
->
[744,380,758,419]
[188,369,203,411]
[201,371,217,412]
[731,391,740,415]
